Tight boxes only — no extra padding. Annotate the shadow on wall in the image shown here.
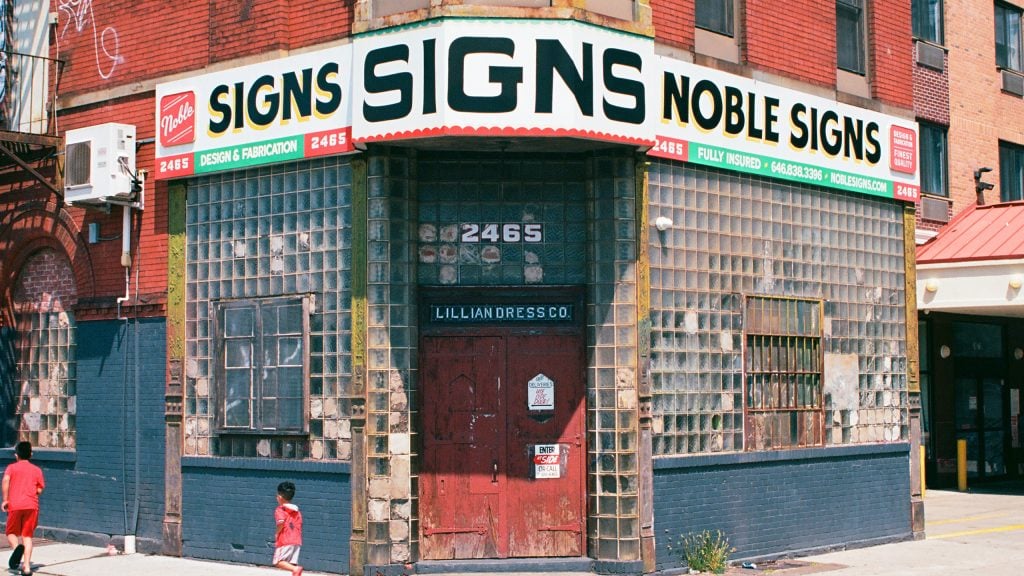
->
[0,327,16,445]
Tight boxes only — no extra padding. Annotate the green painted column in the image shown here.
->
[164,182,186,556]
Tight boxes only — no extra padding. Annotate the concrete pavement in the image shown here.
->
[797,487,1024,576]
[9,486,1024,576]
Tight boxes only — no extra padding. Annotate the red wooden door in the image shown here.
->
[420,331,585,560]
[421,336,507,559]
[505,334,586,557]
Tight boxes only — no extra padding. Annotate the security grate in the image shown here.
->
[743,297,824,450]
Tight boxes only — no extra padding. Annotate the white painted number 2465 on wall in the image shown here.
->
[461,223,543,243]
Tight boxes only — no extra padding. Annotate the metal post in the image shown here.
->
[920,445,926,498]
[957,439,968,492]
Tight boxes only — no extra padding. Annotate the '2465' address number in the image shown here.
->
[461,223,543,243]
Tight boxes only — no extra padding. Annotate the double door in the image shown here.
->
[955,363,1009,480]
[419,331,585,559]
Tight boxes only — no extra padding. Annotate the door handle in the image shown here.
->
[492,460,498,483]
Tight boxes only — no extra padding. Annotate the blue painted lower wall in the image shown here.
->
[1,318,167,550]
[652,443,912,571]
[182,458,351,573]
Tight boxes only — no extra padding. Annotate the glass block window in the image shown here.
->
[14,310,76,449]
[417,153,587,286]
[647,161,909,456]
[214,296,309,433]
[744,297,823,450]
[185,157,354,460]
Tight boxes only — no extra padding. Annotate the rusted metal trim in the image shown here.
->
[538,523,581,533]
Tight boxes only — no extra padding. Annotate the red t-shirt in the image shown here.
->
[3,460,44,511]
[275,503,302,547]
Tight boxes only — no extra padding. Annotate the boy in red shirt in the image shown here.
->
[273,481,303,576]
[3,441,45,576]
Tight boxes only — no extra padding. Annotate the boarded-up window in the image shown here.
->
[744,296,823,450]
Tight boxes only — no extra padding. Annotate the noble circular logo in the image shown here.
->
[160,91,196,147]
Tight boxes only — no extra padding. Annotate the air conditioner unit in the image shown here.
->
[915,40,945,72]
[64,123,136,206]
[1002,69,1024,97]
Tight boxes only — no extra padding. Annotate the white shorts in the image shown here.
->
[273,545,301,565]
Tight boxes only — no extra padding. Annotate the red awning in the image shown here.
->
[917,201,1024,264]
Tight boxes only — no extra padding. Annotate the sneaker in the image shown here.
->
[8,544,23,569]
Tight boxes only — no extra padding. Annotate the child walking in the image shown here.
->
[3,441,45,576]
[273,481,303,576]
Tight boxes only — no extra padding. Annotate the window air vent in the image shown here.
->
[1003,69,1024,97]
[915,40,944,71]
[920,196,950,223]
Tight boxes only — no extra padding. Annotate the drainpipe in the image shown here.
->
[116,205,132,319]
[115,202,141,554]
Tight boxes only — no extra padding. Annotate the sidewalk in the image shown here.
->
[11,487,1024,576]
[9,542,335,576]
[797,487,1024,576]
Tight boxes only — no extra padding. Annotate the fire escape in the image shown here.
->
[0,46,63,195]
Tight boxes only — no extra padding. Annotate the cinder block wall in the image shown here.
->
[652,444,911,571]
[2,318,168,550]
[182,461,351,572]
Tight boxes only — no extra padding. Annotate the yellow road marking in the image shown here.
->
[928,513,1009,526]
[930,524,1024,539]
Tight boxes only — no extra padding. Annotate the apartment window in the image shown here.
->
[215,296,309,434]
[996,2,1023,71]
[912,0,944,44]
[1000,141,1024,201]
[919,122,948,197]
[837,0,866,74]
[696,0,734,36]
[744,297,823,450]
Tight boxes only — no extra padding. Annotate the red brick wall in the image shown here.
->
[12,248,77,312]
[913,45,950,124]
[57,0,353,97]
[652,0,694,49]
[4,1,358,321]
[653,0,915,109]
[870,0,914,108]
[944,0,1009,213]
[59,96,167,311]
[745,0,836,89]
[0,94,165,322]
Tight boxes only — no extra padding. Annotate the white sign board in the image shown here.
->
[154,44,354,179]
[154,19,920,202]
[528,374,555,411]
[534,444,561,479]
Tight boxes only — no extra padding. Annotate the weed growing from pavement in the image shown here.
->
[674,529,735,574]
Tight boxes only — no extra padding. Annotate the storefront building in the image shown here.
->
[911,0,1024,489]
[0,1,921,574]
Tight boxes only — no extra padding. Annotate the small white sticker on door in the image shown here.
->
[528,374,555,410]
